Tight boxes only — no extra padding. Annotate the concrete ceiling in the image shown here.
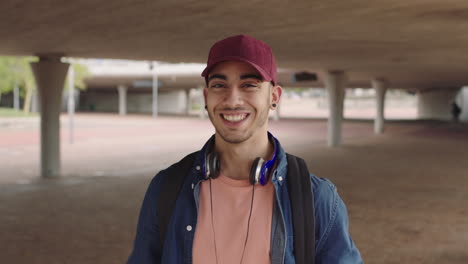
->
[2,0,468,90]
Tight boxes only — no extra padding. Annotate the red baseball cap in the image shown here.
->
[201,35,277,85]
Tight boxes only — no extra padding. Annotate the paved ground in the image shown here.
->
[1,114,467,263]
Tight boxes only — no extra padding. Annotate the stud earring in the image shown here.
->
[272,103,277,108]
[205,105,208,110]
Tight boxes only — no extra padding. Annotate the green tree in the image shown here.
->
[66,62,91,91]
[0,56,36,111]
[0,57,17,95]
[0,56,90,113]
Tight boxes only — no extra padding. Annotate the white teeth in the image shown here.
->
[222,114,247,122]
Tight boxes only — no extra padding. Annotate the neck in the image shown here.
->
[214,131,273,180]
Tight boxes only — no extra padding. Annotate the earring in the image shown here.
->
[205,105,208,110]
[272,103,277,108]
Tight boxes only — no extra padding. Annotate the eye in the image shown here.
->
[242,82,259,89]
[209,83,226,89]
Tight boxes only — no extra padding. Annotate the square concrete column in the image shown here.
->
[185,89,191,116]
[30,55,70,178]
[199,86,207,119]
[151,63,158,119]
[67,64,76,144]
[31,89,39,113]
[372,78,387,134]
[417,88,461,120]
[13,83,20,110]
[460,87,468,121]
[117,85,128,115]
[325,70,347,147]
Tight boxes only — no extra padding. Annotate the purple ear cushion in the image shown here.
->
[259,165,268,186]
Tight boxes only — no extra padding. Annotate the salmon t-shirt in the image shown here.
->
[192,174,274,264]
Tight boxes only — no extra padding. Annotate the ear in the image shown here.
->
[270,85,283,109]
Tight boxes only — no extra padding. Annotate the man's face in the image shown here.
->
[204,60,281,144]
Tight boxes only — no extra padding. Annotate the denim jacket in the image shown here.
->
[128,136,363,264]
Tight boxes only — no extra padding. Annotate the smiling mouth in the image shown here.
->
[221,113,249,122]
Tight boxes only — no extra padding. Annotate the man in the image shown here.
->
[128,35,362,263]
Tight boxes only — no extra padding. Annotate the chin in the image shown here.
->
[217,130,253,144]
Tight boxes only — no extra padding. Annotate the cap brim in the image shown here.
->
[201,56,273,84]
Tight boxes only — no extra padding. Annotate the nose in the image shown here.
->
[223,86,243,108]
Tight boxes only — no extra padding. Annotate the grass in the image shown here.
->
[0,107,38,117]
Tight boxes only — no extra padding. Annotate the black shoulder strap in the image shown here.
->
[157,151,198,247]
[286,153,316,264]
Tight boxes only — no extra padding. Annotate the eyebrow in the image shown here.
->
[240,74,262,81]
[207,74,227,82]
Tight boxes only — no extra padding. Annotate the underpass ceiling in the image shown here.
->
[2,0,468,89]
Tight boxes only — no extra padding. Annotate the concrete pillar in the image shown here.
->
[185,89,191,116]
[67,65,75,144]
[13,83,20,110]
[199,86,206,119]
[372,78,387,134]
[417,88,460,120]
[30,55,69,178]
[460,87,468,121]
[151,63,158,119]
[31,88,39,113]
[117,85,128,115]
[325,71,347,147]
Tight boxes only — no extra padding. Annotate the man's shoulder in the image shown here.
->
[149,151,201,189]
[309,174,341,225]
[310,174,337,198]
[155,151,200,176]
[166,151,200,172]
[307,176,362,261]
[282,153,338,203]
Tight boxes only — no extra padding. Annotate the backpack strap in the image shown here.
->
[286,153,316,264]
[157,151,198,246]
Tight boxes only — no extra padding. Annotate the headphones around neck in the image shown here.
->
[204,133,278,186]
